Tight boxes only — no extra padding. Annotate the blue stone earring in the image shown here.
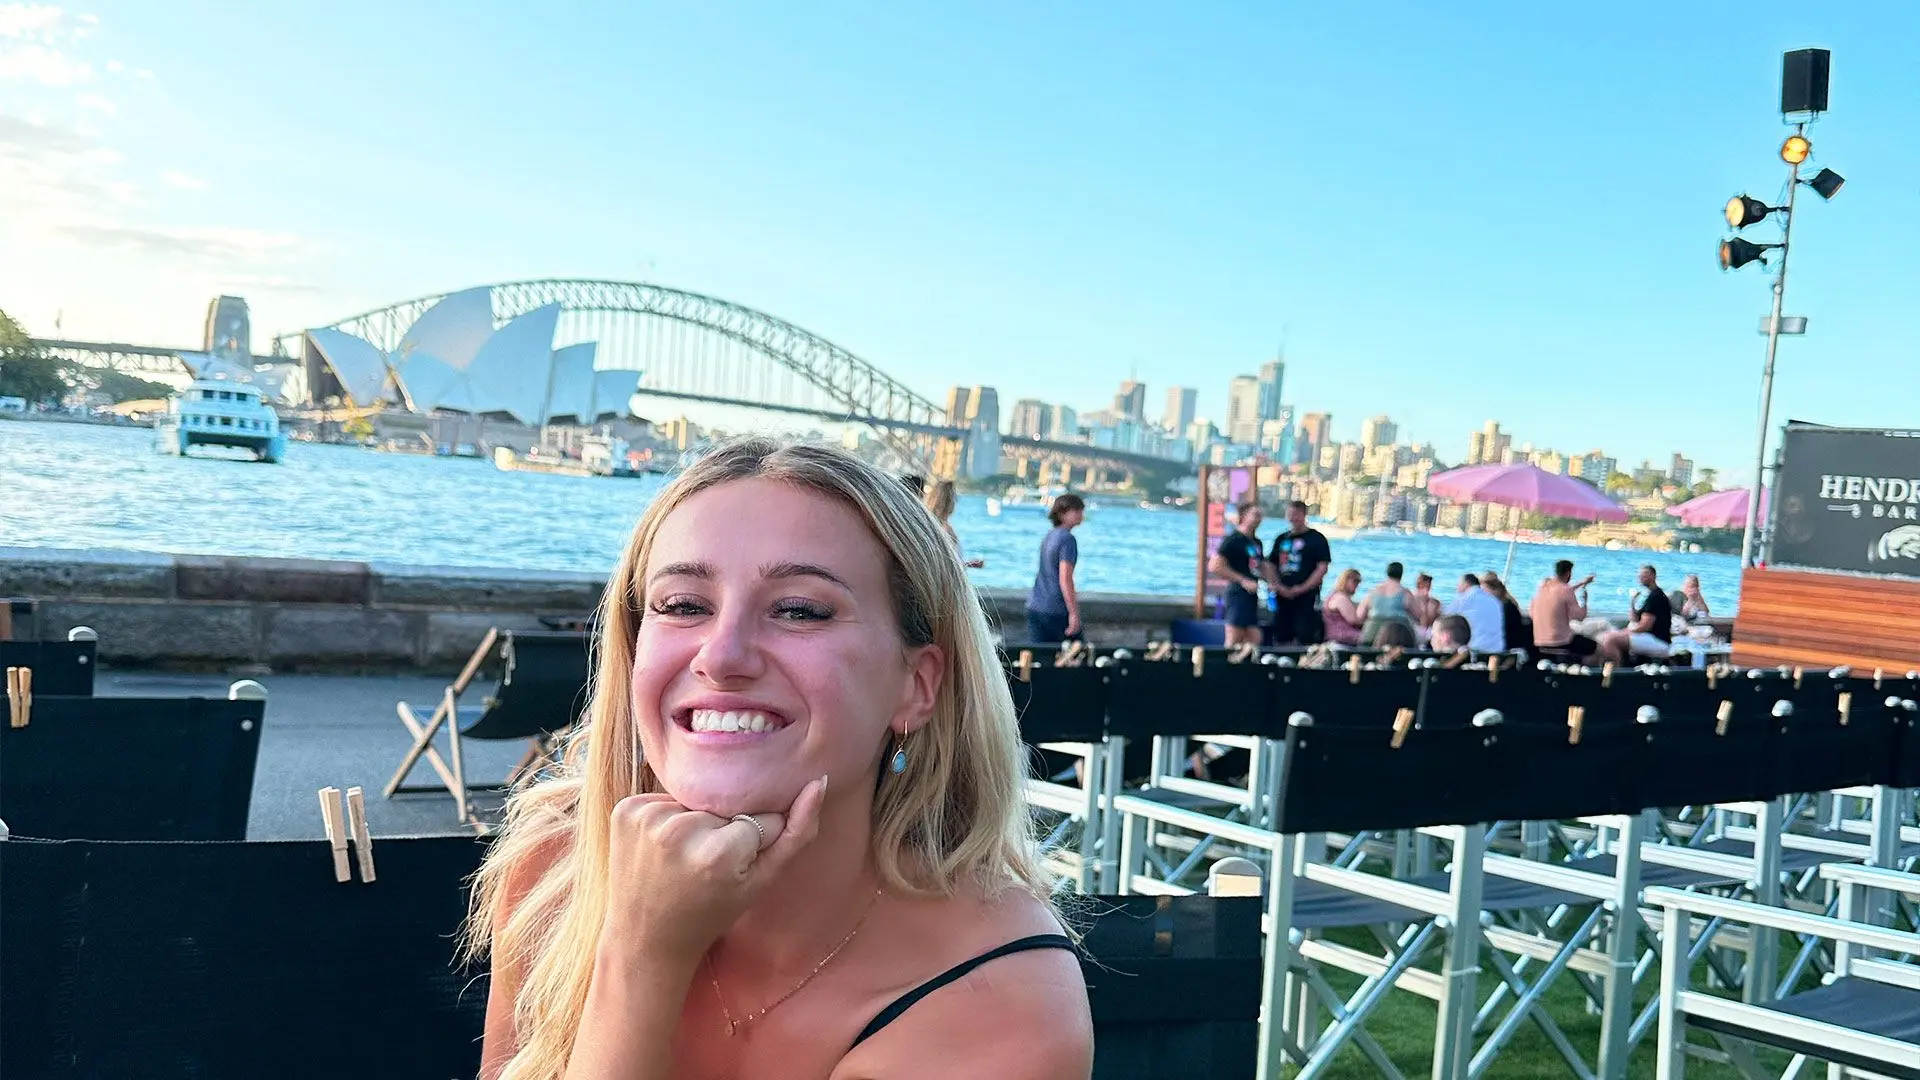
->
[889,737,909,775]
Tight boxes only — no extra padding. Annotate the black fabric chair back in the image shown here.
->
[1007,666,1107,743]
[0,696,262,840]
[0,835,488,1080]
[1106,656,1277,740]
[1273,666,1424,731]
[1073,894,1261,1080]
[461,630,592,741]
[0,639,97,696]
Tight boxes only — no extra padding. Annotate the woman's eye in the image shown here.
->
[773,599,833,622]
[647,597,709,618]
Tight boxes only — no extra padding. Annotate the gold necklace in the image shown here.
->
[706,888,883,1036]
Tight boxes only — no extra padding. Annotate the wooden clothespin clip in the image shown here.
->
[1053,641,1079,667]
[1566,705,1586,745]
[1838,691,1853,726]
[1715,700,1733,736]
[1488,656,1500,683]
[1017,650,1033,683]
[1601,662,1614,689]
[318,787,350,883]
[1390,707,1416,749]
[1230,643,1256,664]
[6,667,29,729]
[346,786,376,884]
[1707,666,1719,690]
[1793,666,1805,689]
[1347,654,1362,685]
[1146,641,1172,662]
[1192,646,1206,677]
[1875,668,1885,690]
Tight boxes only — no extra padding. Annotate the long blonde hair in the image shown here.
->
[463,436,1051,1080]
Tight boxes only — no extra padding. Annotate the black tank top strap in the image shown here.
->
[848,933,1077,1049]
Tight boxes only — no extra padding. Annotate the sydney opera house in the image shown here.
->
[302,287,639,427]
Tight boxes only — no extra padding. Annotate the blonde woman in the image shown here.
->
[1321,568,1365,646]
[924,479,986,569]
[468,437,1091,1080]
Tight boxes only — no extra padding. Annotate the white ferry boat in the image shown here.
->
[154,378,286,463]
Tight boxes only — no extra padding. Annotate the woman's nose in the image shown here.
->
[690,609,764,684]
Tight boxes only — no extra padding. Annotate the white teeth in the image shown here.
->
[688,709,780,734]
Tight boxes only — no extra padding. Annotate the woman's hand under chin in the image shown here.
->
[600,774,829,968]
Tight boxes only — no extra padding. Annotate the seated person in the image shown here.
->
[1600,564,1674,662]
[1529,559,1598,659]
[1444,574,1506,653]
[1321,568,1365,646]
[1430,614,1472,655]
[469,436,1092,1080]
[1679,574,1711,619]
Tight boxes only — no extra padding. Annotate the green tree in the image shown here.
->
[0,309,71,405]
[1699,467,1720,489]
[83,369,176,403]
[1690,479,1715,498]
[1605,471,1636,495]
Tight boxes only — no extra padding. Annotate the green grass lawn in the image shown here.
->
[1284,920,1800,1079]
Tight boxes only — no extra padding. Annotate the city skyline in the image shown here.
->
[4,5,1917,485]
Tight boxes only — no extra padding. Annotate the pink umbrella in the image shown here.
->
[1668,487,1766,530]
[1427,463,1630,577]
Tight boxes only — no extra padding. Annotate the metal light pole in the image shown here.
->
[1739,128,1802,569]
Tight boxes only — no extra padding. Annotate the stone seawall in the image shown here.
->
[0,547,1192,672]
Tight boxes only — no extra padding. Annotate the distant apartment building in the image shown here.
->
[1632,461,1666,489]
[1337,442,1364,479]
[1568,451,1616,486]
[1259,418,1290,457]
[1275,405,1297,467]
[1315,442,1340,479]
[1007,398,1050,439]
[1467,420,1511,465]
[1298,412,1333,465]
[1047,405,1078,442]
[1670,453,1694,487]
[1360,414,1397,450]
[1185,418,1216,448]
[1362,443,1401,479]
[1163,386,1197,433]
[1114,380,1147,424]
[1535,450,1570,475]
[1226,376,1262,445]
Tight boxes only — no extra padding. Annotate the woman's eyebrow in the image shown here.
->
[761,561,851,591]
[648,561,713,585]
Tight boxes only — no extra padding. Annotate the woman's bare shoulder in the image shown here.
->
[838,888,1092,1079]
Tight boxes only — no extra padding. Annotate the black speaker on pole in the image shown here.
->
[1781,48,1831,116]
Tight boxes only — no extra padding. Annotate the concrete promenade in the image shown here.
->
[100,670,523,840]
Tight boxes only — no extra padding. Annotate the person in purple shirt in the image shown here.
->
[1025,494,1085,644]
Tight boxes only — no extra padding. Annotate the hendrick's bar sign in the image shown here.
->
[1772,424,1920,578]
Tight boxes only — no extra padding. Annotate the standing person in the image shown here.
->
[1024,494,1085,644]
[1208,499,1269,647]
[923,480,985,569]
[1358,562,1417,646]
[1269,501,1331,646]
[1599,564,1673,662]
[1530,559,1598,659]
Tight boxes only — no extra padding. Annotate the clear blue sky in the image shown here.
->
[4,1,1916,482]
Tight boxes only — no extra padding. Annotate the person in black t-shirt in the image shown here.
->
[1600,564,1673,662]
[1208,499,1268,646]
[1268,500,1331,646]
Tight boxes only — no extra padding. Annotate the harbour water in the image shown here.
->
[0,422,1746,612]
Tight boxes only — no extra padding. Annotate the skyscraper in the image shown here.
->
[961,386,1000,480]
[1360,414,1397,450]
[1226,376,1262,445]
[1257,359,1284,424]
[1670,453,1694,487]
[1008,398,1050,439]
[1114,380,1147,424]
[1048,405,1078,442]
[1162,386,1197,433]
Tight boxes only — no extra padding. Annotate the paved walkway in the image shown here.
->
[101,670,532,840]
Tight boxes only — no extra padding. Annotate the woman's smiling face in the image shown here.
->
[631,477,941,817]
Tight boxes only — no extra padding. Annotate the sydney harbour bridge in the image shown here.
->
[36,278,1181,487]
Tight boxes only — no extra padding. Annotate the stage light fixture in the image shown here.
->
[1805,167,1845,200]
[1725,194,1774,229]
[1719,237,1774,271]
[1780,134,1812,165]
